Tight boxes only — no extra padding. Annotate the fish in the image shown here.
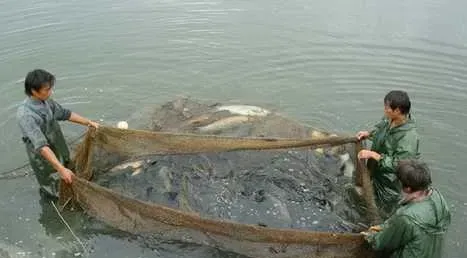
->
[108,159,155,176]
[310,130,338,154]
[131,167,144,176]
[158,166,178,201]
[310,130,355,177]
[338,153,355,178]
[185,114,211,126]
[310,130,337,139]
[215,105,270,117]
[197,116,252,133]
[183,110,232,128]
[267,194,292,226]
[109,160,146,173]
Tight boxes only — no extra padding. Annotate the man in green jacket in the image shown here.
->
[362,159,451,258]
[17,69,99,199]
[356,90,420,218]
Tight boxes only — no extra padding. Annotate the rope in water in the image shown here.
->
[51,200,89,257]
[0,131,87,179]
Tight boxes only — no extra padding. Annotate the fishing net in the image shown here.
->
[58,98,379,258]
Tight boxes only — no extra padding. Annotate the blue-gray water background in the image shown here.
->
[1,0,466,257]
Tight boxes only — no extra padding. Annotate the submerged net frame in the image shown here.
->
[59,126,380,258]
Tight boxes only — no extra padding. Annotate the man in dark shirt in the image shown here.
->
[16,69,99,198]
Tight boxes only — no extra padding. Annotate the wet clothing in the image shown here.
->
[367,116,420,217]
[17,97,72,198]
[366,188,451,258]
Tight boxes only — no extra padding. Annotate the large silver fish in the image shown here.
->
[197,115,252,133]
[108,159,153,176]
[215,105,270,117]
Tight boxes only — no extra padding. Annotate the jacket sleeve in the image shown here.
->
[378,133,419,173]
[368,128,377,141]
[367,214,413,251]
[368,117,387,141]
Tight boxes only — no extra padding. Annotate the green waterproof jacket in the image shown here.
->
[367,116,420,216]
[366,188,451,258]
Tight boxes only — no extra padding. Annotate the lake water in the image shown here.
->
[1,0,466,257]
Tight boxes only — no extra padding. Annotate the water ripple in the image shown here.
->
[0,1,466,257]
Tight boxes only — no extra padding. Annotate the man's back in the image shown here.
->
[368,188,451,258]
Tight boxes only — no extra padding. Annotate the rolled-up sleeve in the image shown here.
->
[49,99,71,121]
[18,113,48,152]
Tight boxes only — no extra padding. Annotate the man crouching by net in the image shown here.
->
[361,159,451,258]
[16,69,99,199]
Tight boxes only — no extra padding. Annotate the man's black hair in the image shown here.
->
[384,90,411,115]
[24,69,55,96]
[396,159,432,192]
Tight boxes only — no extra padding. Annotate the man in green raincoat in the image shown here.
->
[16,69,99,199]
[361,159,451,258]
[356,90,420,218]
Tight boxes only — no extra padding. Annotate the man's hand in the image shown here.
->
[369,225,382,232]
[58,167,74,184]
[360,225,382,240]
[69,112,100,129]
[40,146,75,184]
[88,120,100,129]
[358,150,382,160]
[360,231,370,236]
[356,131,370,140]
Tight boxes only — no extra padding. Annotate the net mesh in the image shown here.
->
[58,98,379,258]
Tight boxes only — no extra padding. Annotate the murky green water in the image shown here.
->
[1,0,466,257]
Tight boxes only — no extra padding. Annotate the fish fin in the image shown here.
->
[131,168,144,176]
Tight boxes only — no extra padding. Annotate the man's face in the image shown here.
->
[31,83,53,101]
[384,102,401,120]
